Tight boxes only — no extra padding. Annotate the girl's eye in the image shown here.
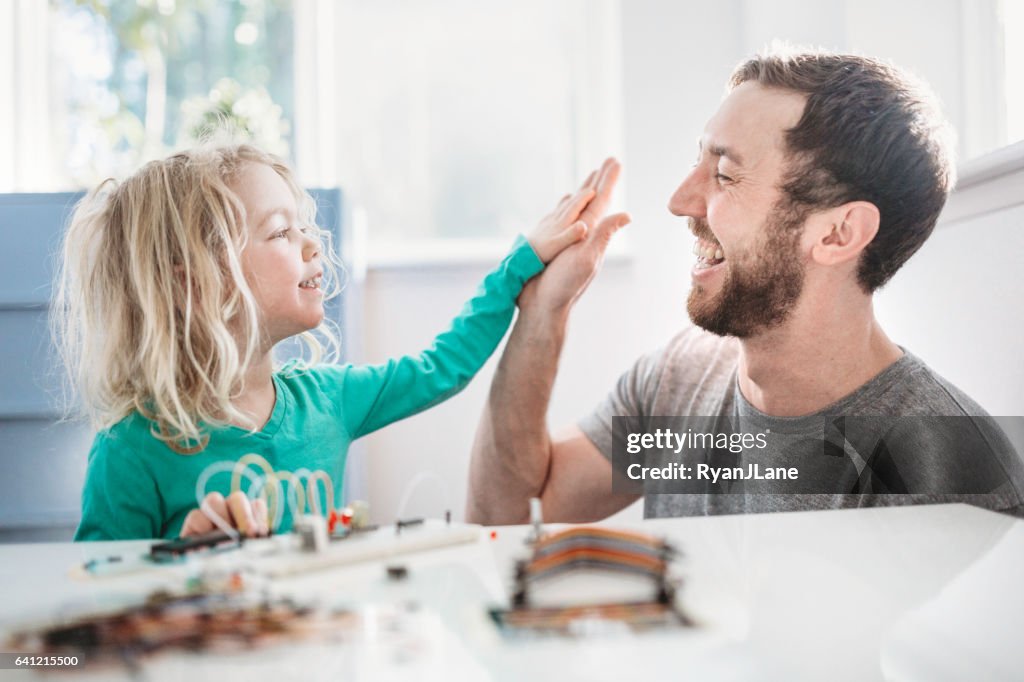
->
[273,227,291,239]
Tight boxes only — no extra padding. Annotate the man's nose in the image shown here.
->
[667,166,707,219]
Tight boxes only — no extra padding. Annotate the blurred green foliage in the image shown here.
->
[53,0,293,185]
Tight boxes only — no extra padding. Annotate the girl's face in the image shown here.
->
[234,162,324,346]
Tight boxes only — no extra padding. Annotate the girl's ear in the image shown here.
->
[810,202,880,266]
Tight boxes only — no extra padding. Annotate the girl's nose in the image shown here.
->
[302,229,320,260]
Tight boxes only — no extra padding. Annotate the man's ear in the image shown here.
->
[809,202,880,266]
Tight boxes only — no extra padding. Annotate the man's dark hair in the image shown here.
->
[730,50,955,292]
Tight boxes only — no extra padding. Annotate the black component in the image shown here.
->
[395,517,424,535]
[44,622,101,651]
[513,560,529,607]
[386,564,409,581]
[149,530,240,561]
[82,555,123,571]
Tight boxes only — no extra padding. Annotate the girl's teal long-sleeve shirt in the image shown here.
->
[75,236,543,541]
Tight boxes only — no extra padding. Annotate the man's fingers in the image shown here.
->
[579,158,621,225]
[181,509,214,537]
[581,159,615,197]
[593,212,631,244]
[227,491,255,536]
[594,158,621,200]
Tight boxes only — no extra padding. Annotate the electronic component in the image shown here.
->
[386,564,409,581]
[494,527,691,638]
[149,530,241,561]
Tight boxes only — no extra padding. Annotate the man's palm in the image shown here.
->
[528,212,630,311]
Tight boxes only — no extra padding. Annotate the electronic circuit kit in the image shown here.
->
[2,455,693,672]
[490,501,692,638]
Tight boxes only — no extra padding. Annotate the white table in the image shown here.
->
[1,503,1021,682]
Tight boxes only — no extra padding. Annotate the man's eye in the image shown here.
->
[715,172,733,183]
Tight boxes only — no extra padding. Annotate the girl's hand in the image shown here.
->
[180,491,270,538]
[527,158,622,264]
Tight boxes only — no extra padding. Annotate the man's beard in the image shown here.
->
[687,205,806,338]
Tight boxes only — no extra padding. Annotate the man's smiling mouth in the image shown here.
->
[693,239,725,269]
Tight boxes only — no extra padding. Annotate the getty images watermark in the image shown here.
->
[611,415,1024,497]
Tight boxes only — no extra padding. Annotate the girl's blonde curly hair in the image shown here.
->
[53,144,343,453]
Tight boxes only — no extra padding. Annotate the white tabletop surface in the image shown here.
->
[0,503,1022,682]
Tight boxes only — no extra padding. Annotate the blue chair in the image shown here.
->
[0,188,359,541]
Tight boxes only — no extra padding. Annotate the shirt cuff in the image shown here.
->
[508,234,545,280]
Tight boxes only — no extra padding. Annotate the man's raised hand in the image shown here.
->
[522,158,631,313]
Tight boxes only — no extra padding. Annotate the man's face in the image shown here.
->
[668,82,809,338]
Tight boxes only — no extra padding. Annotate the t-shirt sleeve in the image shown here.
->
[74,431,162,541]
[578,345,665,461]
[324,235,544,440]
[867,415,1024,516]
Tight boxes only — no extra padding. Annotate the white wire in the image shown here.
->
[195,457,339,535]
[305,470,334,517]
[194,461,262,541]
[248,475,286,532]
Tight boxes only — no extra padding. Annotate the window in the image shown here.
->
[4,0,296,191]
[3,0,622,261]
[1001,0,1023,148]
[292,0,623,262]
[959,0,1024,161]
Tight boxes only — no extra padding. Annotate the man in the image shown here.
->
[466,50,1024,524]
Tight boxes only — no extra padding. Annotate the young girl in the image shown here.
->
[59,144,624,540]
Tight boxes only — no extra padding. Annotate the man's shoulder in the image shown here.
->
[870,351,991,417]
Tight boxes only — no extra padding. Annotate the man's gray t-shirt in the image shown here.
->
[579,326,1024,517]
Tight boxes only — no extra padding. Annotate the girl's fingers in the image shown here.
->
[252,498,270,536]
[181,508,214,537]
[227,490,255,536]
[185,491,269,538]
[555,221,588,254]
[201,492,234,532]
[559,187,597,223]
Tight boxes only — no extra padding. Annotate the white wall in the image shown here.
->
[354,0,1021,524]
[875,195,1024,416]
